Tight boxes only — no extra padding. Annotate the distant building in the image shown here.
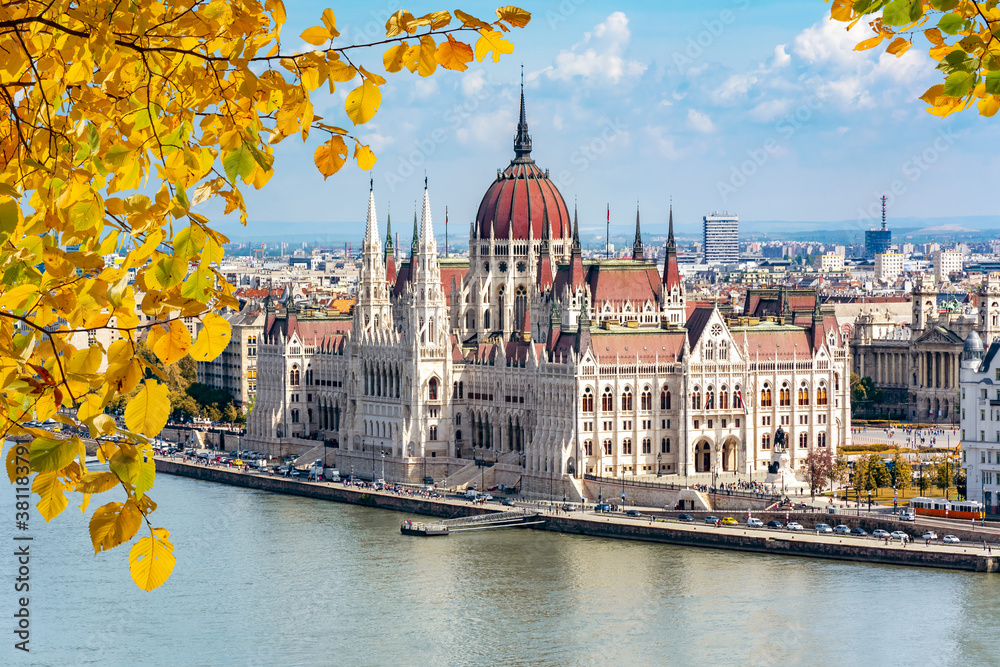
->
[820,253,845,272]
[703,213,738,264]
[933,250,962,284]
[865,228,891,260]
[197,306,265,407]
[874,252,903,283]
[960,331,997,515]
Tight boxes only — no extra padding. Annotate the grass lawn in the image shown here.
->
[825,485,959,504]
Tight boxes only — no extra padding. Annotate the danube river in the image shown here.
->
[5,473,1000,666]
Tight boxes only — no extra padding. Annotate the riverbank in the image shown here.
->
[155,458,999,573]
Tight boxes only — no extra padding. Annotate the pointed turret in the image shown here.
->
[662,203,680,290]
[384,208,397,286]
[632,204,644,260]
[409,202,419,273]
[568,204,585,288]
[419,177,435,255]
[363,177,380,253]
[536,212,553,290]
[513,65,532,161]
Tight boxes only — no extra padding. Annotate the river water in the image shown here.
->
[4,472,1000,666]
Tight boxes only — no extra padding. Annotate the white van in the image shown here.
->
[464,488,478,500]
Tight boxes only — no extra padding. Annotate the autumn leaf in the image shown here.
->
[34,471,68,522]
[30,436,81,473]
[345,80,381,125]
[885,37,911,57]
[383,42,409,73]
[189,311,232,362]
[129,528,175,591]
[148,319,192,366]
[89,500,143,554]
[301,25,333,46]
[496,6,531,28]
[355,143,377,170]
[436,35,474,71]
[454,9,492,31]
[475,29,515,63]
[124,380,170,436]
[314,136,349,179]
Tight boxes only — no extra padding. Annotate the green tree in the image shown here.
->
[223,403,239,424]
[890,453,913,492]
[830,454,851,492]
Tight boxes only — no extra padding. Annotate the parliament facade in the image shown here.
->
[245,91,851,498]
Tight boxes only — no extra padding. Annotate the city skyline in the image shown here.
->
[197,1,999,244]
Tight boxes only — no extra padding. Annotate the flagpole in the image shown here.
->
[606,203,610,259]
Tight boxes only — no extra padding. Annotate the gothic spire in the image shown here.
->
[662,200,680,289]
[632,203,644,260]
[420,178,435,254]
[410,202,418,260]
[383,204,394,261]
[667,200,675,250]
[364,179,378,251]
[571,201,580,251]
[513,65,532,160]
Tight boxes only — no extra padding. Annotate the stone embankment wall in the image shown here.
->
[539,516,998,573]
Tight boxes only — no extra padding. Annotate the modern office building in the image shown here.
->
[703,213,739,264]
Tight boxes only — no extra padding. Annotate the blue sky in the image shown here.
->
[208,1,1000,242]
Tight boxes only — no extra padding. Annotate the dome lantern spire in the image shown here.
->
[632,202,644,260]
[513,65,532,161]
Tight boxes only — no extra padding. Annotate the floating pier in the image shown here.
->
[400,509,544,536]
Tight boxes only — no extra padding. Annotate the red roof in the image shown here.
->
[586,262,661,307]
[744,330,813,359]
[392,261,468,305]
[588,330,686,363]
[475,160,571,241]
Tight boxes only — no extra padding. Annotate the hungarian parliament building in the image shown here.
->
[245,91,852,498]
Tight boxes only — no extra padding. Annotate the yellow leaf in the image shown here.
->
[919,84,945,105]
[129,529,175,591]
[359,65,386,86]
[301,25,331,46]
[135,451,155,500]
[830,0,853,22]
[383,42,409,73]
[189,311,232,362]
[355,143,377,171]
[929,43,953,61]
[978,95,1000,117]
[68,345,103,375]
[33,471,68,522]
[408,35,438,77]
[854,34,885,51]
[924,28,944,46]
[90,413,117,437]
[475,29,515,63]
[385,10,417,37]
[886,37,911,57]
[321,8,340,37]
[417,10,452,29]
[345,80,381,125]
[148,319,192,366]
[89,500,143,554]
[436,35,474,71]
[6,445,24,484]
[496,6,531,28]
[77,470,120,494]
[109,446,142,485]
[327,60,356,83]
[454,9,492,31]
[124,380,170,437]
[30,436,80,473]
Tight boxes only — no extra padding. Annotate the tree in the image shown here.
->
[804,447,835,498]
[890,452,914,492]
[830,454,851,492]
[223,403,239,425]
[853,453,891,502]
[1,1,531,590]
[827,0,1000,118]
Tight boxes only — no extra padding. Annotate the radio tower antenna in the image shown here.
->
[881,195,887,231]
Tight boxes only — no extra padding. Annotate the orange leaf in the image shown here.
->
[314,136,348,179]
[854,34,885,51]
[436,34,474,71]
[830,0,853,22]
[886,37,911,57]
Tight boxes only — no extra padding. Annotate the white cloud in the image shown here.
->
[542,12,646,84]
[552,114,564,131]
[772,45,791,69]
[461,70,487,98]
[411,78,438,101]
[687,109,715,133]
[748,98,793,123]
[714,72,758,103]
[645,126,680,160]
[455,109,514,147]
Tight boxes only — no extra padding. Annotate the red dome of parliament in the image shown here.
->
[474,88,571,242]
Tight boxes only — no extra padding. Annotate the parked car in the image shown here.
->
[677,513,694,522]
[500,498,515,507]
[833,525,851,535]
[747,518,764,528]
[850,527,868,537]
[922,531,938,540]
[814,523,833,534]
[704,516,720,525]
[626,509,641,517]
[786,522,804,531]
[721,517,739,526]
[943,535,961,544]
[594,503,611,513]
[767,520,784,529]
[890,531,910,541]
[872,529,891,539]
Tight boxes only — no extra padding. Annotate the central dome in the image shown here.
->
[474,88,571,242]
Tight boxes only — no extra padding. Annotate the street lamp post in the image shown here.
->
[380,450,385,483]
[657,452,662,478]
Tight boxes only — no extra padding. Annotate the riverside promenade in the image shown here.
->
[155,457,1000,573]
